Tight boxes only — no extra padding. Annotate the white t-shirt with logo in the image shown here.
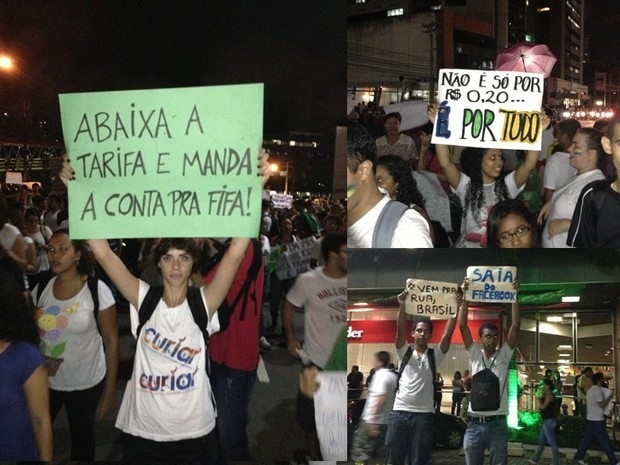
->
[286,267,346,369]
[35,277,115,390]
[115,280,220,441]
[467,343,514,417]
[393,344,446,413]
[362,368,397,424]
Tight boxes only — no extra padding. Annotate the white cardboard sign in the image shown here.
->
[432,69,544,151]
[466,266,518,303]
[404,278,458,318]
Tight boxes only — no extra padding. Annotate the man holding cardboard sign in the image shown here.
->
[384,282,460,465]
[459,271,520,465]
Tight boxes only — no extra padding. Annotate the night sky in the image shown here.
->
[0,1,346,139]
[585,0,620,67]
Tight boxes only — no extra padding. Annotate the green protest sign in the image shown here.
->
[59,83,263,239]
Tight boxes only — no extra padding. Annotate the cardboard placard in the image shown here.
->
[466,266,518,303]
[432,69,544,151]
[314,371,347,461]
[59,83,264,239]
[275,236,316,280]
[271,193,293,209]
[405,278,458,318]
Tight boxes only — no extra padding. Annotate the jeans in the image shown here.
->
[463,417,508,465]
[452,392,465,416]
[384,411,434,465]
[209,360,257,463]
[530,418,559,465]
[49,379,104,461]
[574,420,618,465]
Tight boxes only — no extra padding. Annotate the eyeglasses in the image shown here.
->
[497,225,531,244]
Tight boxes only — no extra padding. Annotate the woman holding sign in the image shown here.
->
[59,151,271,464]
[428,105,549,248]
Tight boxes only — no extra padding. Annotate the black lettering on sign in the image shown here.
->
[73,104,172,143]
[499,110,540,143]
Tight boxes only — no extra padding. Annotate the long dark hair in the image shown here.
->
[375,155,425,207]
[51,229,95,276]
[0,255,39,344]
[460,147,509,221]
[487,199,537,248]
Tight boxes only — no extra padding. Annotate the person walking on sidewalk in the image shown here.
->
[574,371,617,465]
[528,379,559,465]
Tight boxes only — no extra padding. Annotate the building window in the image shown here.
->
[387,8,404,17]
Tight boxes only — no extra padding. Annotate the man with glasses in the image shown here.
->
[459,278,520,465]
[384,286,459,465]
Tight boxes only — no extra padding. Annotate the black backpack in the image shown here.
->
[470,355,505,411]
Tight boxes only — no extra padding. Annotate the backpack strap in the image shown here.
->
[395,345,414,393]
[87,276,100,316]
[34,270,54,307]
[135,285,164,339]
[372,200,409,248]
[428,347,437,388]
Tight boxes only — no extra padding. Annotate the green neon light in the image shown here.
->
[508,353,518,428]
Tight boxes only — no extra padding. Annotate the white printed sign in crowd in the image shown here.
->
[271,193,293,210]
[404,278,459,318]
[275,236,317,280]
[432,69,544,151]
[465,266,518,303]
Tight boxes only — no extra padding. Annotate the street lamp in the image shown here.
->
[0,55,14,71]
[268,162,291,194]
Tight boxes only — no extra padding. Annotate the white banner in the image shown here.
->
[5,171,23,185]
[382,99,429,131]
[275,236,316,280]
[432,69,544,151]
[271,193,293,209]
[466,266,518,303]
[314,371,347,461]
[404,278,458,318]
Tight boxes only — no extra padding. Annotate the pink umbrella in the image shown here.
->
[495,42,557,78]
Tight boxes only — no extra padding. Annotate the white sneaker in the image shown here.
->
[259,336,271,350]
[576,460,588,465]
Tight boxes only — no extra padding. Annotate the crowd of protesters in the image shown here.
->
[0,156,347,463]
[348,102,620,248]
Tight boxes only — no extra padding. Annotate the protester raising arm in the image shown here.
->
[427,105,462,190]
[59,149,271,315]
[513,114,550,188]
[506,278,521,349]
[395,289,409,350]
[457,278,474,350]
[438,289,461,354]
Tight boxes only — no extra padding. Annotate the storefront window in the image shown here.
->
[576,312,613,364]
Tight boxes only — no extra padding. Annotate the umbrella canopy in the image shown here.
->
[495,42,557,78]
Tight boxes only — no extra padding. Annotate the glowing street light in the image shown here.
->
[0,55,14,71]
